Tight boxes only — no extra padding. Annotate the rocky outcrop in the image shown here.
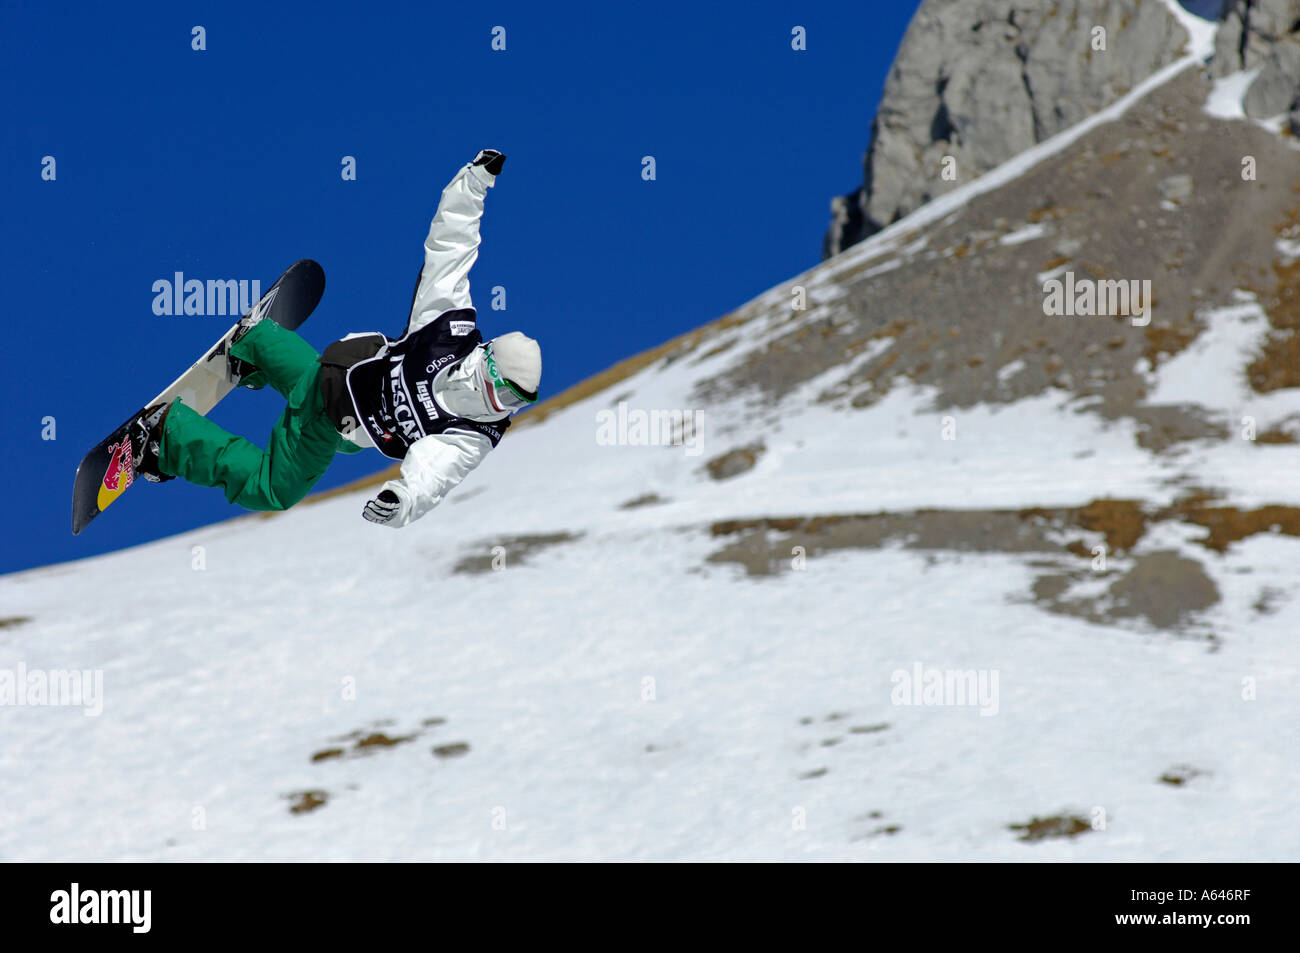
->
[1212,0,1300,125]
[1212,0,1300,76]
[823,0,1193,259]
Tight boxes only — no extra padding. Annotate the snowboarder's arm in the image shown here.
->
[361,430,493,527]
[406,150,506,335]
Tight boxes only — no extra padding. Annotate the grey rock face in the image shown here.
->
[823,0,1191,260]
[1243,36,1300,118]
[1213,1,1300,124]
[1242,37,1300,115]
[1212,0,1300,76]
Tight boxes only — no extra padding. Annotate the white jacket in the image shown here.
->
[369,160,499,528]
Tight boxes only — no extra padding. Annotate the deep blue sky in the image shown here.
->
[1,0,920,574]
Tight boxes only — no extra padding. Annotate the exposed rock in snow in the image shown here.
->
[824,0,1203,258]
[1212,0,1300,77]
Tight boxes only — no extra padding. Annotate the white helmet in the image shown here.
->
[433,332,541,421]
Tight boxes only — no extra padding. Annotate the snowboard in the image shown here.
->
[71,259,326,535]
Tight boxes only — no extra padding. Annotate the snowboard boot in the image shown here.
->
[129,402,175,483]
[225,312,266,390]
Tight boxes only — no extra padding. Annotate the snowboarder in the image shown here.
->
[128,149,541,528]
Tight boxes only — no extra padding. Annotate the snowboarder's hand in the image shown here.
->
[472,149,506,176]
[362,489,403,525]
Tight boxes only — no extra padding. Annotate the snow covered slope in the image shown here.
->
[3,5,1299,862]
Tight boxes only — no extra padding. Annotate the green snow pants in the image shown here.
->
[157,320,362,512]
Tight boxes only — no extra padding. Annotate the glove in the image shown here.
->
[472,149,506,176]
[362,489,404,526]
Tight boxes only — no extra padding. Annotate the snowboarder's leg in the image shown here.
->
[227,319,322,398]
[157,367,344,511]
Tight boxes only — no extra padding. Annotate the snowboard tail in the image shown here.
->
[71,259,325,535]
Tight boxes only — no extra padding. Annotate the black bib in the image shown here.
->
[319,308,509,460]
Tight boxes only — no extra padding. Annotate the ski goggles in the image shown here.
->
[482,342,538,413]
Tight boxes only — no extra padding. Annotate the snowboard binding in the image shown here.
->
[129,402,175,484]
[225,313,266,390]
